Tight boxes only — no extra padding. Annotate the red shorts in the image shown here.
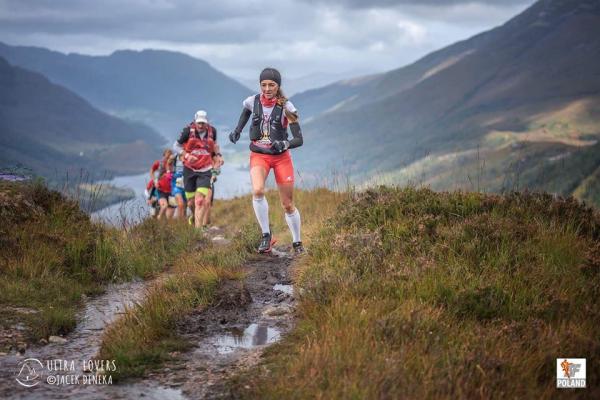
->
[250,151,295,185]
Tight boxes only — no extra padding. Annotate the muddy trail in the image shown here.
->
[0,281,148,399]
[115,246,296,399]
[0,229,297,399]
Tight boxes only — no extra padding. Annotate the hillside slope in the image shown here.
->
[0,44,253,137]
[0,57,164,180]
[293,0,600,205]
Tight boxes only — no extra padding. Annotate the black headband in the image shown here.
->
[259,67,281,86]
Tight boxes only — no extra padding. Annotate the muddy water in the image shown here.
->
[213,323,281,354]
[0,281,147,399]
[273,284,293,295]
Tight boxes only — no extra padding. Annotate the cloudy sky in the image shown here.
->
[0,0,535,92]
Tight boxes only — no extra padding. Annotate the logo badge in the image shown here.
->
[16,358,44,387]
[556,358,586,388]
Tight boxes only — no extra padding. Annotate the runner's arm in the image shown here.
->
[212,143,224,168]
[288,122,303,149]
[211,126,224,166]
[232,108,252,136]
[173,127,190,156]
[150,160,159,182]
[173,140,184,156]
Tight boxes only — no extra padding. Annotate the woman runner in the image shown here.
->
[229,67,304,254]
[151,149,175,219]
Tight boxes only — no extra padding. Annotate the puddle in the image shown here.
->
[273,284,293,295]
[270,248,289,258]
[212,324,281,354]
[100,383,186,400]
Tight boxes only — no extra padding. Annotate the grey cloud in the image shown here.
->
[299,0,530,7]
[0,0,536,83]
[0,0,262,43]
[0,0,532,46]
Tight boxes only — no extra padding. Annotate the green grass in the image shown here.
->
[233,187,600,399]
[7,178,595,397]
[0,179,201,347]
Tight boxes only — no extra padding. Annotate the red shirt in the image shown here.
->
[157,171,172,193]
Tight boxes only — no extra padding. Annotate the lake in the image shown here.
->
[92,160,253,226]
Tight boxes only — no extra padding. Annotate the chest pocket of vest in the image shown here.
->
[250,94,286,142]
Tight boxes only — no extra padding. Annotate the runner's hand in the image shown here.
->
[271,140,289,153]
[184,153,198,163]
[229,131,240,144]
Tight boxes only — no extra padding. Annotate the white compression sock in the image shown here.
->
[285,208,302,243]
[252,196,270,234]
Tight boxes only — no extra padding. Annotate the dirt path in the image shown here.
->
[111,243,297,399]
[0,229,298,399]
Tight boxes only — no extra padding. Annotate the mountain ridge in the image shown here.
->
[0,43,253,138]
[0,56,164,181]
[292,0,600,205]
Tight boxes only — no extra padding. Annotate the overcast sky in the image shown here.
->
[0,0,535,91]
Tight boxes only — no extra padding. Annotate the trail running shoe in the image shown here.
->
[292,241,305,254]
[258,232,272,253]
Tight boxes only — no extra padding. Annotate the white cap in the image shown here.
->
[194,110,208,124]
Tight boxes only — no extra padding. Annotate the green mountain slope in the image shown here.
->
[0,45,253,137]
[293,0,600,205]
[0,57,164,180]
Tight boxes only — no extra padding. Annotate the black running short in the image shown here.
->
[157,190,170,200]
[183,167,212,194]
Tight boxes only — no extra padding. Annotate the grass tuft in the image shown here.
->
[233,187,600,399]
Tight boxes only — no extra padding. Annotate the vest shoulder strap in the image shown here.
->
[271,102,284,124]
[253,94,262,121]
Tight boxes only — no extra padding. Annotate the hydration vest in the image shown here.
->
[183,123,215,171]
[249,94,288,143]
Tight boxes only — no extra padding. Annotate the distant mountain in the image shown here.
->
[0,56,164,181]
[291,73,382,121]
[0,44,253,139]
[293,0,600,205]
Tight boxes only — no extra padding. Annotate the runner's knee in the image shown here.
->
[253,187,265,198]
[281,200,294,214]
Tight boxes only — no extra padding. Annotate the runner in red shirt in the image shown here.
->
[173,111,221,228]
[149,149,175,219]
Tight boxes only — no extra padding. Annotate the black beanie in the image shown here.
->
[259,67,281,86]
